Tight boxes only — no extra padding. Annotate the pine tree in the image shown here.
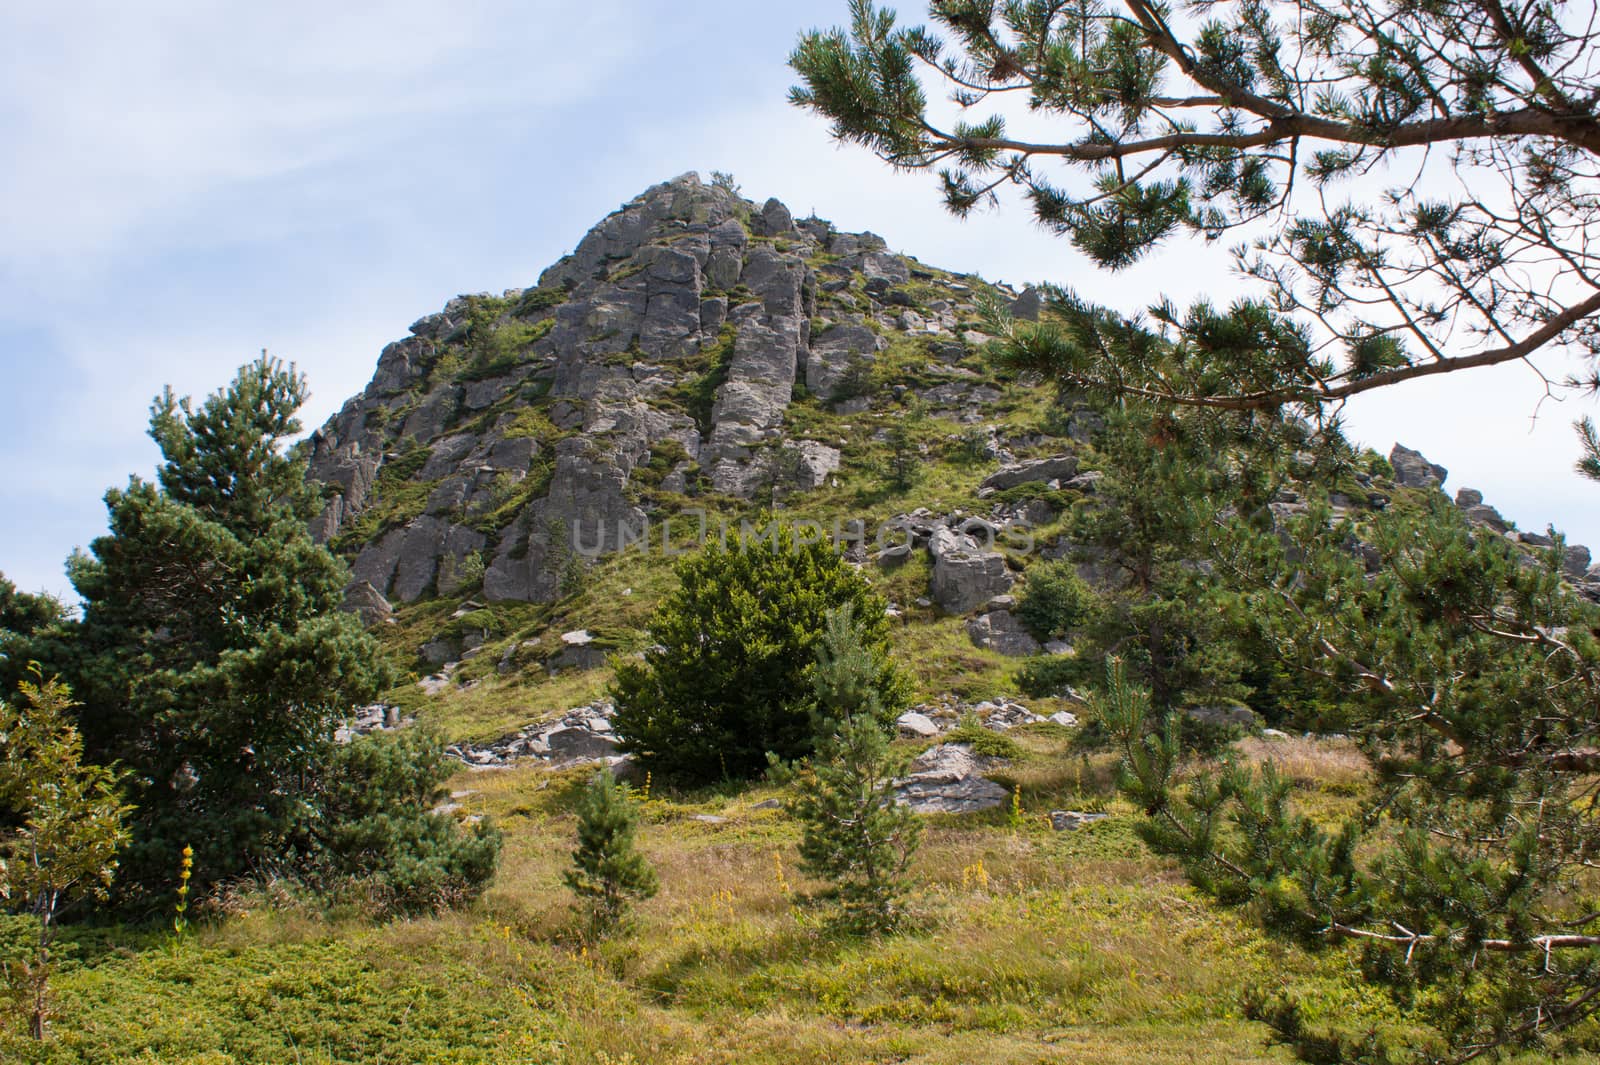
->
[564,775,658,936]
[40,356,496,907]
[880,423,920,491]
[790,1,1600,413]
[1103,496,1600,1059]
[56,356,392,896]
[1056,402,1263,711]
[782,607,920,932]
[0,578,65,694]
[0,672,131,1039]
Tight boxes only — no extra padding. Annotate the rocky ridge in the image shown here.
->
[304,173,1020,611]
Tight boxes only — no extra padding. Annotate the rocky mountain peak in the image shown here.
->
[304,172,1005,609]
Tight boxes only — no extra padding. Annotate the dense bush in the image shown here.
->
[1015,561,1096,640]
[1015,654,1090,699]
[612,526,904,783]
[314,729,502,916]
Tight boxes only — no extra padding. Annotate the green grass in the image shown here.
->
[1,736,1417,1065]
[12,725,1594,1064]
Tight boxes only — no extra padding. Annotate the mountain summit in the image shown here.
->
[304,172,1027,609]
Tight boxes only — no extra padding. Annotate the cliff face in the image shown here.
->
[304,173,1014,608]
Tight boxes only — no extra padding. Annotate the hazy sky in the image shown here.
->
[3,1,1597,600]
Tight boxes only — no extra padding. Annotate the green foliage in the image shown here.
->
[328,441,436,550]
[611,526,904,783]
[775,606,921,932]
[830,351,878,404]
[1060,404,1264,710]
[564,775,657,935]
[782,710,920,933]
[1577,416,1600,485]
[511,283,570,318]
[790,1,1600,410]
[460,296,542,380]
[0,672,131,1039]
[668,324,738,436]
[943,711,1024,760]
[316,729,502,916]
[1015,561,1096,640]
[0,580,65,694]
[1105,493,1600,1060]
[30,357,497,909]
[879,423,920,490]
[1014,654,1088,700]
[540,516,586,599]
[808,605,897,732]
[443,549,487,593]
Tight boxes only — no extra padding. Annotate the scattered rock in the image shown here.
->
[1049,810,1108,831]
[894,744,1010,814]
[445,701,622,769]
[417,673,452,696]
[979,455,1079,493]
[334,703,411,743]
[896,711,941,739]
[965,610,1042,657]
[978,699,1043,730]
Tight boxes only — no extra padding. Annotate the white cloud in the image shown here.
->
[0,1,642,278]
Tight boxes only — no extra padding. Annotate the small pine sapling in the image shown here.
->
[564,775,658,936]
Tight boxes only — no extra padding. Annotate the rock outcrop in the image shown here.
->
[304,173,1000,609]
[894,744,1010,814]
[1389,444,1447,490]
[444,701,624,769]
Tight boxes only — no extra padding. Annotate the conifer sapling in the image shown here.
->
[564,774,658,935]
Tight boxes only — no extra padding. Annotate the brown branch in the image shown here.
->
[936,104,1600,163]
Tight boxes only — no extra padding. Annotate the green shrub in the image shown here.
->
[830,352,878,404]
[1016,561,1096,640]
[564,775,657,936]
[315,729,502,916]
[944,712,1025,759]
[511,284,569,318]
[1016,654,1091,699]
[611,526,904,783]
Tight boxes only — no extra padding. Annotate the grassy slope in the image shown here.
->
[13,732,1401,1065]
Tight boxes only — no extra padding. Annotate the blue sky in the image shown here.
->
[4,0,1597,600]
